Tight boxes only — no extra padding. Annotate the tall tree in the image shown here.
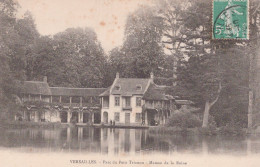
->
[32,28,107,88]
[120,6,167,78]
[156,0,190,85]
[0,0,23,119]
[172,0,250,128]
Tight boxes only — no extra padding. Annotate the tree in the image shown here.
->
[0,0,23,119]
[53,28,106,88]
[108,5,173,82]
[156,0,190,85]
[122,6,167,78]
[248,0,260,128]
[171,0,252,128]
[29,28,107,88]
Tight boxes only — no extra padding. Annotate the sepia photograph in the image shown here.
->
[0,0,260,166]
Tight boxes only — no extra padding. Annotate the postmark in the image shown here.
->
[213,0,249,39]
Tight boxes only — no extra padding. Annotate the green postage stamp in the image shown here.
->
[213,0,249,39]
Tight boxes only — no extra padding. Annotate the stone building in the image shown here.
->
[99,73,176,126]
[19,74,192,126]
[19,77,106,124]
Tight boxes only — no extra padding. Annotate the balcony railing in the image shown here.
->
[122,106,132,111]
[143,103,169,110]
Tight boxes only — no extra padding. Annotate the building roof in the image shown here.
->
[111,78,151,96]
[50,87,106,97]
[142,83,172,101]
[175,100,194,105]
[99,86,111,96]
[20,81,52,95]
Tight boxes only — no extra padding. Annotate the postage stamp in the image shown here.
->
[213,0,249,39]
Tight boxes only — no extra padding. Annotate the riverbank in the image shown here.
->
[77,123,149,129]
[1,121,260,135]
[148,126,260,136]
[0,121,149,129]
[0,121,71,129]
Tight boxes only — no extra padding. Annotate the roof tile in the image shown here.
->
[111,78,150,95]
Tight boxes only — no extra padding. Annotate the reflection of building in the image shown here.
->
[100,73,176,126]
[100,128,142,155]
[19,77,106,124]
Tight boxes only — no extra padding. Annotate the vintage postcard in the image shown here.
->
[0,0,260,167]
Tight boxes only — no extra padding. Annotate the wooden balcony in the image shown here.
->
[122,106,132,111]
[51,102,101,108]
[143,102,168,110]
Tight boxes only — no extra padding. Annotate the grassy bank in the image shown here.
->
[0,121,70,129]
[148,126,248,136]
[148,126,200,135]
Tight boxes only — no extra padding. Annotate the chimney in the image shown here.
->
[43,76,47,83]
[116,72,119,79]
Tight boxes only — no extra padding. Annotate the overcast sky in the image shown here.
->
[16,0,152,53]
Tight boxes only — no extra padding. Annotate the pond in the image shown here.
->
[0,127,260,156]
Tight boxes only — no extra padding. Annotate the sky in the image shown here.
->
[16,0,152,53]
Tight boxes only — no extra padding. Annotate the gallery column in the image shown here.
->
[145,111,148,125]
[67,111,71,123]
[78,112,83,123]
[92,112,95,124]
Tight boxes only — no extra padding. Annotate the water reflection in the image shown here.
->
[0,127,260,155]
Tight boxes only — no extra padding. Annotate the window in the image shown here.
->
[125,97,131,107]
[30,95,36,101]
[103,96,109,108]
[42,95,50,103]
[114,112,120,122]
[135,113,141,122]
[136,97,142,107]
[82,96,91,103]
[92,96,100,104]
[136,85,142,91]
[115,85,120,90]
[115,96,120,106]
[62,96,70,103]
[52,96,60,103]
[72,96,80,103]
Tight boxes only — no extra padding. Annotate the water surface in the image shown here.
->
[0,127,260,156]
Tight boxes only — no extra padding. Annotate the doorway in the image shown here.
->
[103,112,108,124]
[60,111,68,123]
[83,113,90,123]
[125,113,130,124]
[94,112,101,124]
[71,112,78,123]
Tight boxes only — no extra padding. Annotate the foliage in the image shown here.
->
[211,87,248,128]
[108,6,174,82]
[218,124,246,136]
[1,0,260,129]
[26,27,108,88]
[253,112,260,127]
[162,0,252,127]
[0,0,25,119]
[166,111,201,128]
[148,126,199,135]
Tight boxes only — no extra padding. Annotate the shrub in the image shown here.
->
[253,112,260,127]
[166,111,201,128]
[218,124,246,136]
[208,115,217,128]
[199,127,217,135]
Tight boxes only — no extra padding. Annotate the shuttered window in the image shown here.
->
[115,96,120,106]
[136,97,142,107]
[114,112,120,122]
[135,113,141,122]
